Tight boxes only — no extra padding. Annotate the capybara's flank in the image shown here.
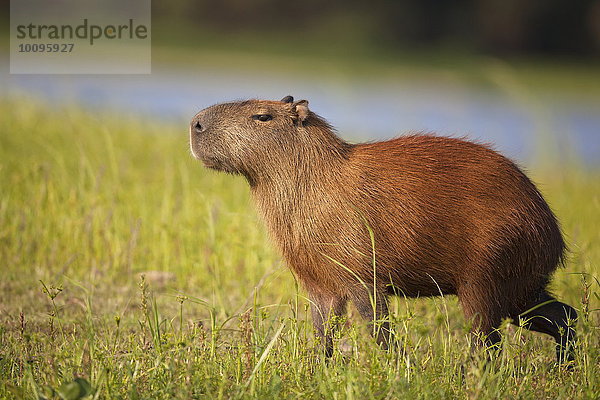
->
[189,96,577,362]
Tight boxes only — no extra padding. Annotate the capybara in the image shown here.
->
[189,95,577,362]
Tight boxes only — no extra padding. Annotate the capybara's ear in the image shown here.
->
[281,95,294,103]
[293,100,309,124]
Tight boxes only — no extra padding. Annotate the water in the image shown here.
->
[3,64,599,165]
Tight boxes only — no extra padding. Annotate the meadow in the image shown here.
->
[0,97,598,399]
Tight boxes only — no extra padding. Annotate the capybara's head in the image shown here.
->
[189,96,309,176]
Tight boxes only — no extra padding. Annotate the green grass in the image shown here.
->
[0,97,598,399]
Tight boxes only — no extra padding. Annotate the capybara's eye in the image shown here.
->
[252,114,273,122]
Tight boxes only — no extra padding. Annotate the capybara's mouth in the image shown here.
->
[190,144,217,168]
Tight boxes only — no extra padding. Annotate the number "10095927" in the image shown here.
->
[18,43,74,52]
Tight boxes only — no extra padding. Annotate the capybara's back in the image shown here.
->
[190,96,577,363]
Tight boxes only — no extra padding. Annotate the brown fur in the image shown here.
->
[190,96,577,362]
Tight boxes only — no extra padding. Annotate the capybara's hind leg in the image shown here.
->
[308,290,347,357]
[519,291,578,364]
[458,286,502,350]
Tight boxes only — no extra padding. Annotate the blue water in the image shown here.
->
[2,64,599,165]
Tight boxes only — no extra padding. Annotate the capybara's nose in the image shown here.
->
[192,120,203,134]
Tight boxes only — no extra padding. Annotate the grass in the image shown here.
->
[0,97,598,399]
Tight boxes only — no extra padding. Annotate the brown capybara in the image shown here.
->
[189,95,577,362]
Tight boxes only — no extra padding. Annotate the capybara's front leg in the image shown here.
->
[352,288,391,350]
[308,290,347,357]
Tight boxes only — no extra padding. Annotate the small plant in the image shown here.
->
[39,280,64,340]
[176,293,188,343]
[239,308,254,379]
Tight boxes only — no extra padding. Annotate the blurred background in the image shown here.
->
[1,0,599,164]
